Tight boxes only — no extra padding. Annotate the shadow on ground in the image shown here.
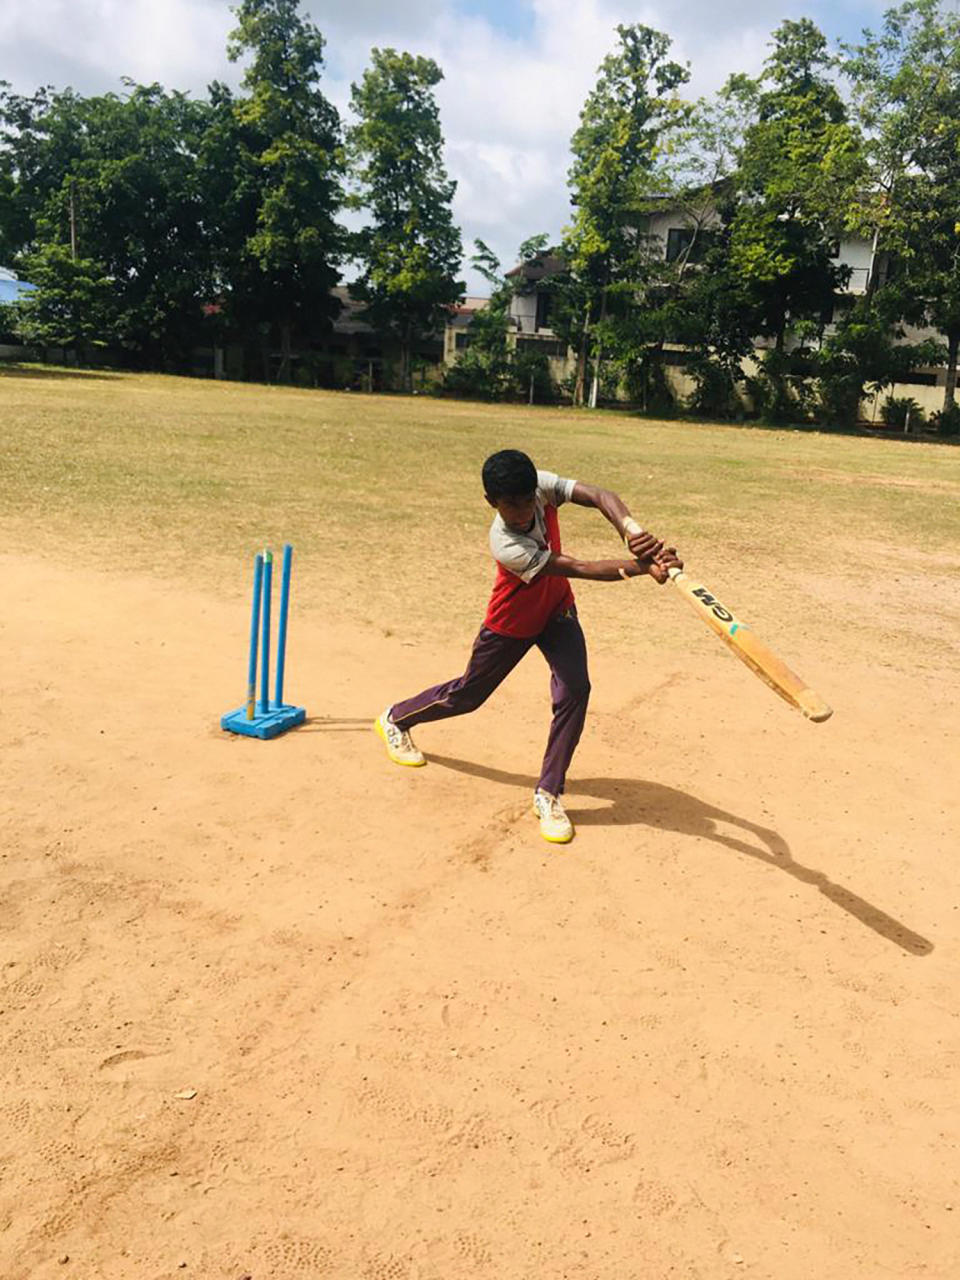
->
[428,752,933,957]
[300,716,371,733]
[0,363,123,382]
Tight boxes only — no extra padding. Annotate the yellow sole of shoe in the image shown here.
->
[532,803,574,843]
[374,718,426,767]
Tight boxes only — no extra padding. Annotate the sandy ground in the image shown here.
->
[2,544,959,1280]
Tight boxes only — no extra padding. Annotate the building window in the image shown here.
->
[665,226,715,264]
[666,227,695,263]
[661,348,694,367]
[455,331,472,350]
[535,291,553,331]
[516,337,566,358]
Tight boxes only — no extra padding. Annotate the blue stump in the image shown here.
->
[220,702,306,739]
[221,543,306,739]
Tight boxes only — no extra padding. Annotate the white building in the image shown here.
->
[443,205,949,419]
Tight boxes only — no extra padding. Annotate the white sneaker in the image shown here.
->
[533,789,574,844]
[375,708,425,767]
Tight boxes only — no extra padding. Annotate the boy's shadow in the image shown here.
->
[427,754,932,957]
[298,716,371,733]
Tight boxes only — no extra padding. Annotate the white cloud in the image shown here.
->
[1,0,234,94]
[2,0,889,291]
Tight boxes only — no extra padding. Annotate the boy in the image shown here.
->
[375,449,681,844]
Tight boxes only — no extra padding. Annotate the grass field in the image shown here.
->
[4,362,959,648]
[2,365,959,1279]
[5,365,959,553]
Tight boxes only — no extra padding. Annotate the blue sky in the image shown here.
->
[459,0,889,48]
[2,0,894,291]
[457,0,537,43]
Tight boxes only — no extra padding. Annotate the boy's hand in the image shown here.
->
[646,547,683,585]
[626,529,664,561]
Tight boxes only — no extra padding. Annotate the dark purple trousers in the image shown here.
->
[390,607,590,796]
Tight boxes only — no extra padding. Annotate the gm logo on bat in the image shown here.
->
[692,586,736,625]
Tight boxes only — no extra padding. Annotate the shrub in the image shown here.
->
[880,396,926,429]
[442,348,505,400]
[641,357,677,417]
[746,350,812,424]
[931,404,960,437]
[815,370,863,427]
[0,301,22,343]
[685,355,744,420]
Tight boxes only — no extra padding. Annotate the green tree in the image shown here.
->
[564,23,690,405]
[444,236,555,402]
[0,301,17,340]
[16,243,116,356]
[843,0,960,426]
[647,80,755,272]
[443,240,512,401]
[3,6,346,380]
[657,233,758,419]
[227,0,344,381]
[75,86,216,368]
[608,81,758,416]
[811,295,942,425]
[0,85,84,266]
[348,47,463,390]
[0,83,217,369]
[0,81,33,262]
[729,19,864,363]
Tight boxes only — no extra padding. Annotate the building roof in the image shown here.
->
[505,254,566,283]
[449,296,490,315]
[331,286,377,335]
[0,268,37,304]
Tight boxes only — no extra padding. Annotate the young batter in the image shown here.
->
[375,449,681,843]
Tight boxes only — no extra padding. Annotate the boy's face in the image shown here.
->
[487,490,537,533]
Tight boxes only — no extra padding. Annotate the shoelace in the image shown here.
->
[538,793,565,820]
[387,720,415,751]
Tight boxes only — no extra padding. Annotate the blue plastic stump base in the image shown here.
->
[221,703,307,740]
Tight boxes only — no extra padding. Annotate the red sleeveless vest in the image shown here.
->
[483,503,575,638]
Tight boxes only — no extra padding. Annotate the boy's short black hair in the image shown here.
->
[482,449,537,499]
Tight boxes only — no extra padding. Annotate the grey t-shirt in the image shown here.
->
[488,469,576,583]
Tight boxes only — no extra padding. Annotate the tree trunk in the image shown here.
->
[773,289,787,353]
[588,343,601,409]
[589,288,607,409]
[943,331,959,415]
[401,321,413,393]
[69,179,78,261]
[574,301,592,406]
[865,225,881,299]
[276,323,293,384]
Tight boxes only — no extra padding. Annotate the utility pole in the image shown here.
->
[69,179,77,261]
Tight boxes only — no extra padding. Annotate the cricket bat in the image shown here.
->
[667,567,833,723]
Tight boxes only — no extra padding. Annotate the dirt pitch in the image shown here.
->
[2,371,959,1279]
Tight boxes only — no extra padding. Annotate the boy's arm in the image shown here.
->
[570,481,643,541]
[566,481,681,581]
[540,543,682,583]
